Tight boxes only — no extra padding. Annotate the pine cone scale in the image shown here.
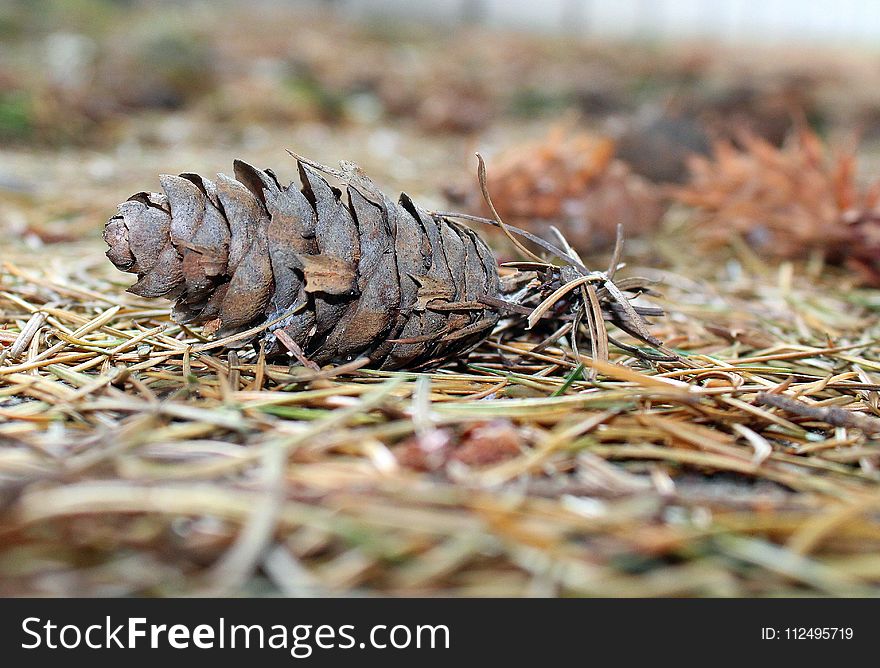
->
[309,188,400,363]
[161,175,204,248]
[302,166,360,343]
[405,204,458,362]
[162,175,216,312]
[375,198,434,369]
[211,175,273,332]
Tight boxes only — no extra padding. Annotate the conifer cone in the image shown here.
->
[104,156,502,370]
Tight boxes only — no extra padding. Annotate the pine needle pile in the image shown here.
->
[0,227,880,596]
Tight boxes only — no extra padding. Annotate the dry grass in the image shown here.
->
[2,225,880,597]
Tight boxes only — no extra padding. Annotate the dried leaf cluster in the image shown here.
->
[477,128,665,253]
[675,128,880,284]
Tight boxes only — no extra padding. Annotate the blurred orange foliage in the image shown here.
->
[482,126,665,252]
[675,128,880,285]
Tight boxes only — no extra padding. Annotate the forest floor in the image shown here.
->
[2,2,880,596]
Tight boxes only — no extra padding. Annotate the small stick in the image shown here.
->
[756,392,880,434]
[475,153,546,265]
[606,224,625,280]
[434,210,587,272]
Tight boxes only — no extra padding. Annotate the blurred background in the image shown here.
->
[4,0,880,254]
[353,0,880,43]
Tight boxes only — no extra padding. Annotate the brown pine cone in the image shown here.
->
[104,157,501,369]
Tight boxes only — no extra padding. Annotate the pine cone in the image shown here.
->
[104,156,501,369]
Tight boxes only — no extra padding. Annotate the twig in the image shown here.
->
[756,392,880,434]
